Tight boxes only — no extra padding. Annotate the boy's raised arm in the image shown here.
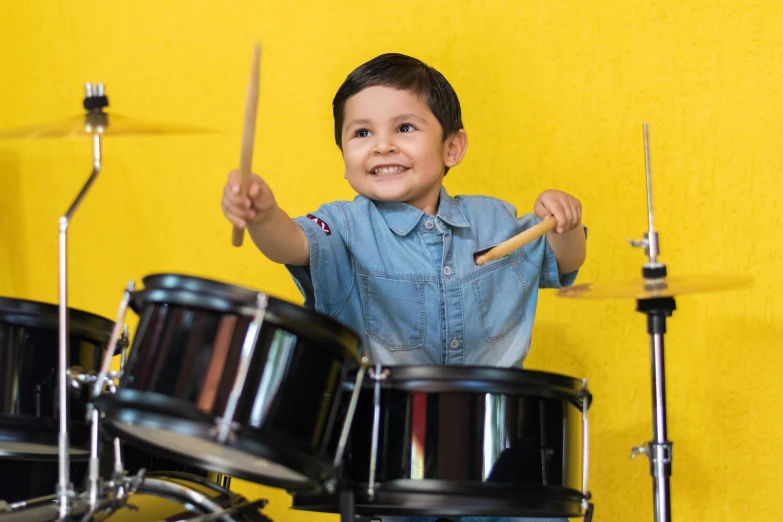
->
[222,169,310,266]
[533,189,587,275]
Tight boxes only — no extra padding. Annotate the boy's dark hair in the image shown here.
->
[332,53,463,150]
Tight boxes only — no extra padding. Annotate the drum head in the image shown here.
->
[0,297,115,343]
[111,422,311,487]
[130,273,360,358]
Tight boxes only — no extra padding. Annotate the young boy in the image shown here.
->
[222,53,586,522]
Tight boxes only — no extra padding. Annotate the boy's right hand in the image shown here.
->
[221,170,278,229]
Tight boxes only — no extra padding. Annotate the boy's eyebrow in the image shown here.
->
[345,114,427,128]
[393,113,426,123]
[345,118,372,128]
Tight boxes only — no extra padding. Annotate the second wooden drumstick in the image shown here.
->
[474,216,558,266]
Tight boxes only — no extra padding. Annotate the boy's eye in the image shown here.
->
[355,128,370,138]
[399,123,415,133]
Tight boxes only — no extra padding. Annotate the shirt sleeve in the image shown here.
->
[285,203,354,317]
[514,211,586,289]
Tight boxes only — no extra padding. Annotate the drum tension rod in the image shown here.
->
[366,365,389,502]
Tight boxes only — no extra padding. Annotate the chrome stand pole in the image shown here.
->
[56,82,108,519]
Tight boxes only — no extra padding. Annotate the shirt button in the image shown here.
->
[443,266,452,276]
[424,220,435,230]
[450,338,460,349]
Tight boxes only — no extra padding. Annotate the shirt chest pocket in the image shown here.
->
[471,259,529,341]
[361,275,426,351]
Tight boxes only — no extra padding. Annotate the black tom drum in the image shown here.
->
[0,296,115,459]
[95,274,362,492]
[292,365,593,518]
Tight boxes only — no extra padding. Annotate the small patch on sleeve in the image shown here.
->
[307,214,331,235]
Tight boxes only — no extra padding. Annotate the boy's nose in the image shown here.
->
[372,134,398,154]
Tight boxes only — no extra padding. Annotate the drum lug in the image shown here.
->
[582,498,595,521]
[323,478,338,495]
[210,418,241,444]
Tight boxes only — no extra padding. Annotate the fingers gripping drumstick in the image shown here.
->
[474,216,557,266]
[232,42,262,247]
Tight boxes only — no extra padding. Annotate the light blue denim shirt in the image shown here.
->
[286,186,581,368]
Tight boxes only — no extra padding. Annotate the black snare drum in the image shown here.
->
[95,274,362,492]
[292,365,592,518]
[0,472,271,521]
[0,297,115,459]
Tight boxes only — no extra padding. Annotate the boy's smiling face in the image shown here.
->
[340,86,467,215]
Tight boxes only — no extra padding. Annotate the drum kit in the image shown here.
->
[0,79,750,522]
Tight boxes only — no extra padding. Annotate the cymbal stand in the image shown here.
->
[56,82,110,518]
[628,123,674,522]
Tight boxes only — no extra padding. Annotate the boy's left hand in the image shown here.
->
[534,190,582,234]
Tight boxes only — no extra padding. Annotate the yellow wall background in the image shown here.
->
[1,1,781,521]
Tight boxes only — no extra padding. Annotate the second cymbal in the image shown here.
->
[556,274,752,300]
[0,112,214,140]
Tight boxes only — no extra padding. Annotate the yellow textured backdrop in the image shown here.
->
[1,1,780,521]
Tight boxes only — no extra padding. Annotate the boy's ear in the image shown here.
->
[443,129,468,168]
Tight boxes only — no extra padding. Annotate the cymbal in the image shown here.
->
[556,274,752,300]
[0,113,215,139]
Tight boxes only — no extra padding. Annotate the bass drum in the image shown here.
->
[0,473,271,522]
[292,365,593,519]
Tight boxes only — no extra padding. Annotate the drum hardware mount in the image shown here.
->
[146,497,269,522]
[124,476,268,522]
[69,368,121,396]
[91,281,136,411]
[118,326,130,373]
[69,366,125,513]
[0,468,147,516]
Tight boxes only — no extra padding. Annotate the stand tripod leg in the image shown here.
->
[633,297,675,522]
[339,489,355,522]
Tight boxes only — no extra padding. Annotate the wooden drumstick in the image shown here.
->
[232,42,262,247]
[474,216,557,266]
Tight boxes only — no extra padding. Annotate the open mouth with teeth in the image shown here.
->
[371,165,410,175]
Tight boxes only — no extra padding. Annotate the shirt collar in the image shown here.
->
[373,186,470,236]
